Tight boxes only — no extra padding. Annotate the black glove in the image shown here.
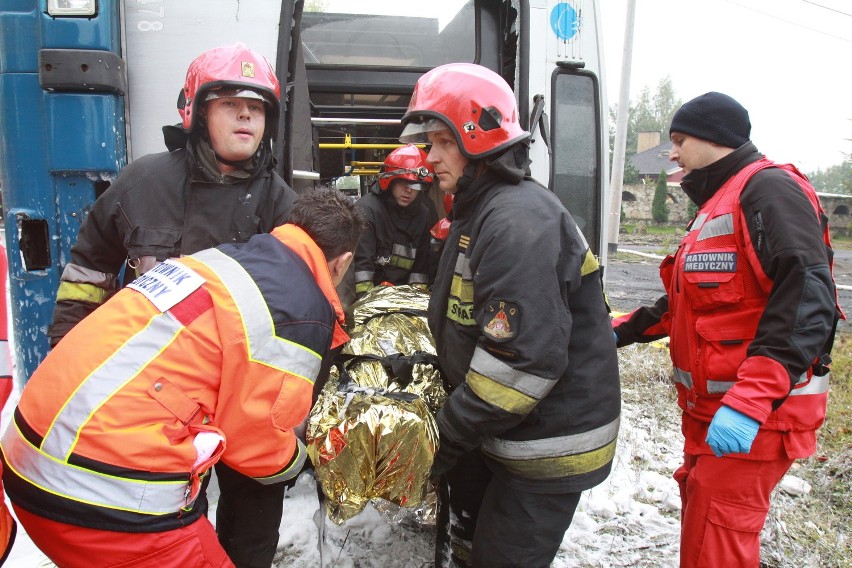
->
[430,433,467,478]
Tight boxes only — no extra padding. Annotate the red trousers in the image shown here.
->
[675,453,793,567]
[13,505,235,568]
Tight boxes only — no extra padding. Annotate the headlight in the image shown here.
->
[47,0,97,17]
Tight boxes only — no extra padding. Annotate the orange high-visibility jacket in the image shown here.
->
[0,244,17,563]
[1,225,348,533]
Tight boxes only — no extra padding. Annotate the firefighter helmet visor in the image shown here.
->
[399,118,452,145]
[204,87,273,105]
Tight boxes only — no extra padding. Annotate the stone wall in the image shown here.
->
[621,183,852,236]
[620,182,691,224]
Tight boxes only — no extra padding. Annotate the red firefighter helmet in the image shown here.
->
[178,43,281,137]
[378,144,434,191]
[400,63,529,159]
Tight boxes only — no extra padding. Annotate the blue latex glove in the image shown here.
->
[706,405,760,457]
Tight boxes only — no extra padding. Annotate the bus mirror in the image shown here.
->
[47,0,97,17]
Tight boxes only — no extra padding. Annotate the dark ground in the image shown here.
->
[606,236,852,333]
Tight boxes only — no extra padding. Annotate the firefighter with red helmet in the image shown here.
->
[401,63,620,567]
[46,43,298,568]
[4,190,365,567]
[352,144,437,298]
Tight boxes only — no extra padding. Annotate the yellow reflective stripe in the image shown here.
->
[254,439,307,485]
[467,370,537,414]
[470,347,552,399]
[484,417,620,458]
[449,272,474,300]
[355,281,374,294]
[1,424,189,515]
[55,281,110,304]
[447,297,476,326]
[192,249,322,383]
[482,417,620,478]
[486,438,617,478]
[389,255,414,270]
[580,250,600,277]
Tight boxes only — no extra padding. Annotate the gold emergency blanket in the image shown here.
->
[307,285,446,524]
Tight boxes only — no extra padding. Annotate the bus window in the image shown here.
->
[551,70,603,256]
[302,1,475,68]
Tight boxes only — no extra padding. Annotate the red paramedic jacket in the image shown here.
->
[614,152,841,460]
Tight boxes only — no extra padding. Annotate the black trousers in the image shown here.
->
[446,450,582,568]
[214,462,289,568]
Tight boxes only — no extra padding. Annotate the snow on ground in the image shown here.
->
[2,376,685,567]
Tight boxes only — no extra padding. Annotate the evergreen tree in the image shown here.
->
[609,76,682,181]
[806,160,852,195]
[652,169,670,223]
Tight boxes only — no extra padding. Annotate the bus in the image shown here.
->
[0,0,610,382]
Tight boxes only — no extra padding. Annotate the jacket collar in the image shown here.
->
[680,142,764,207]
[270,224,350,348]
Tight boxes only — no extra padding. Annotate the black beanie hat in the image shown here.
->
[669,92,751,149]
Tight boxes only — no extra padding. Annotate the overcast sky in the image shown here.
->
[598,0,852,173]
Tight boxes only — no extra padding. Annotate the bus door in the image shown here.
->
[526,0,610,262]
[0,0,126,382]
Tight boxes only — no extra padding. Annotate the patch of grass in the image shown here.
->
[830,233,852,248]
[618,333,852,567]
[762,331,852,567]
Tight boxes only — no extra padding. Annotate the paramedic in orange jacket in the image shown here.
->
[0,189,366,567]
[612,93,841,567]
[0,244,17,566]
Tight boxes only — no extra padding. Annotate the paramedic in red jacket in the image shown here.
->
[1,189,366,567]
[612,92,842,567]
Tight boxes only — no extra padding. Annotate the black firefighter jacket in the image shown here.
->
[428,152,621,493]
[48,145,296,344]
[353,188,434,295]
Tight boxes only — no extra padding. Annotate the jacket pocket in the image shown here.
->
[125,226,181,260]
[658,254,676,296]
[681,247,743,311]
[695,308,761,392]
[707,497,766,533]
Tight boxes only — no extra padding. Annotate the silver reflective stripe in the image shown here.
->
[707,380,735,394]
[790,372,829,396]
[690,213,708,233]
[408,272,429,284]
[2,424,187,515]
[697,213,734,241]
[703,372,826,396]
[354,270,374,283]
[673,367,693,388]
[0,341,11,376]
[193,249,322,382]
[482,417,620,460]
[391,243,416,260]
[60,262,116,287]
[470,347,553,400]
[42,311,185,459]
[454,254,473,279]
